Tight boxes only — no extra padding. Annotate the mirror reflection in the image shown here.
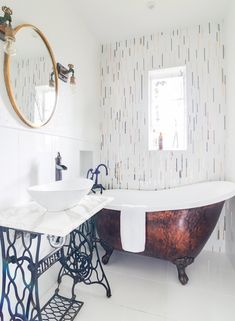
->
[5,25,58,127]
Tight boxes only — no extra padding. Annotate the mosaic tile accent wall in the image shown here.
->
[100,23,226,253]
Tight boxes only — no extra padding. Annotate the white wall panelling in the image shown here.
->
[0,0,101,209]
[0,0,100,300]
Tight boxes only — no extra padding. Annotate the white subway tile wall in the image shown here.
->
[100,23,226,252]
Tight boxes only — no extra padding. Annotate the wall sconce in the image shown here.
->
[50,63,76,87]
[0,6,16,56]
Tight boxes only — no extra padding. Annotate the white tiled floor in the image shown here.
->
[57,250,235,321]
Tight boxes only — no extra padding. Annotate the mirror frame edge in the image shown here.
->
[4,23,59,128]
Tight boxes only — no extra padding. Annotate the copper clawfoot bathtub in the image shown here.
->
[95,181,235,285]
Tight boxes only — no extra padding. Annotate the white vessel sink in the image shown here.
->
[28,178,93,212]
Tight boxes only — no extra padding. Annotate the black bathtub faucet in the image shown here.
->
[87,164,108,194]
[55,152,68,181]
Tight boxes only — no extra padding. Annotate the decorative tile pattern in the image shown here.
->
[100,22,226,252]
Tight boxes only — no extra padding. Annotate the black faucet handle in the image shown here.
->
[87,168,94,179]
[55,153,67,181]
[55,152,62,163]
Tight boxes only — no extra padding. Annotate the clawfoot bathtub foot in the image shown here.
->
[174,257,194,285]
[100,240,113,265]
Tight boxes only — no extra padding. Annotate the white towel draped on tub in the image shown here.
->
[120,206,146,253]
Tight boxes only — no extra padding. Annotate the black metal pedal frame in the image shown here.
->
[0,217,111,321]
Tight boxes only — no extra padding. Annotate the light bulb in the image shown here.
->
[4,37,16,56]
[70,75,76,86]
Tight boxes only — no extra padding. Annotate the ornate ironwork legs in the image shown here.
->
[58,218,112,298]
[0,227,42,321]
[0,220,111,321]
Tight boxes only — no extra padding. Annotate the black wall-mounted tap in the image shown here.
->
[55,152,67,181]
[87,164,108,194]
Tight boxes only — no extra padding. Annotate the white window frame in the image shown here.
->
[148,65,187,151]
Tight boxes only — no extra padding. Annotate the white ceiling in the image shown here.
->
[72,0,231,43]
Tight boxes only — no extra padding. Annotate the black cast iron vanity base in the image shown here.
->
[0,218,111,321]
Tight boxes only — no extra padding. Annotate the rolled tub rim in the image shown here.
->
[102,180,235,212]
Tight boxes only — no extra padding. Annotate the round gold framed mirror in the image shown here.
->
[4,24,58,128]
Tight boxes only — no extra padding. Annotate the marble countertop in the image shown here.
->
[0,196,113,237]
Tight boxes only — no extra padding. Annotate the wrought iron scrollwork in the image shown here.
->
[58,218,111,298]
[37,247,64,278]
[0,227,42,321]
[0,218,111,321]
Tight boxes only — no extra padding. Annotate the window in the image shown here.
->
[33,85,55,123]
[148,66,187,151]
